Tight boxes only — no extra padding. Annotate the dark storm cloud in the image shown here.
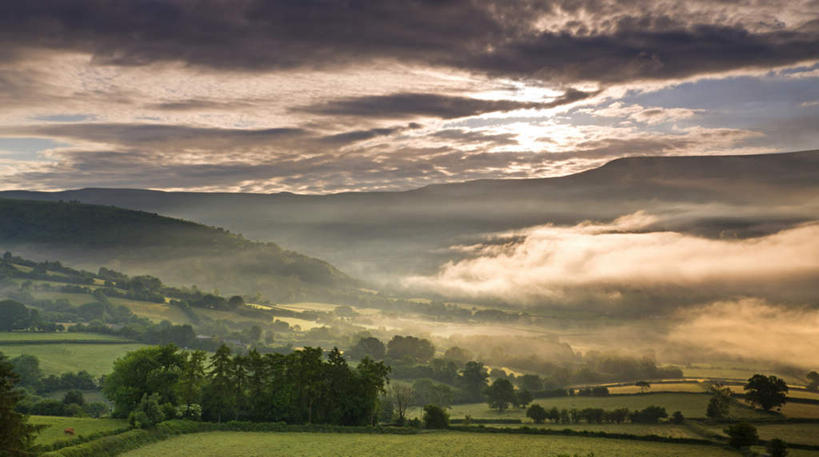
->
[4,123,309,148]
[295,89,597,119]
[0,1,816,84]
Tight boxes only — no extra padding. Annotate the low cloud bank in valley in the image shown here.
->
[406,212,819,311]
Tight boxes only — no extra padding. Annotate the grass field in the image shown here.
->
[416,394,766,421]
[0,332,131,343]
[704,422,819,446]
[108,297,194,324]
[118,431,739,457]
[504,423,700,439]
[607,383,706,395]
[0,342,144,376]
[29,415,128,445]
[771,401,819,419]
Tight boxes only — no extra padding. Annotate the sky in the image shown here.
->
[0,0,817,193]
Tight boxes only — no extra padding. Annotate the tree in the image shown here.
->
[515,389,533,408]
[485,378,516,412]
[10,354,42,388]
[767,438,788,457]
[526,404,548,424]
[670,410,685,424]
[422,404,449,429]
[389,383,413,424]
[724,422,758,448]
[202,344,237,423]
[129,393,166,429]
[412,379,452,408]
[348,337,386,361]
[459,361,489,402]
[0,352,39,456]
[635,381,651,393]
[227,295,245,309]
[0,300,36,331]
[443,347,472,366]
[516,374,542,392]
[103,345,184,417]
[386,336,435,363]
[745,374,788,411]
[629,406,668,424]
[706,383,732,419]
[63,390,85,406]
[176,350,207,419]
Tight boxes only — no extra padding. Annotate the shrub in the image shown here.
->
[422,405,449,429]
[766,438,788,457]
[128,394,165,429]
[670,411,684,424]
[526,404,548,424]
[724,422,758,448]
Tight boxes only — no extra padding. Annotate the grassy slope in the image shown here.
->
[117,431,739,457]
[0,332,130,343]
[0,342,144,376]
[29,416,128,446]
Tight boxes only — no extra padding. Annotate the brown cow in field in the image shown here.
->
[64,427,75,436]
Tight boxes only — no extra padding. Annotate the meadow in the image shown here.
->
[0,332,131,343]
[412,394,767,421]
[29,415,128,446]
[117,431,739,457]
[0,341,144,376]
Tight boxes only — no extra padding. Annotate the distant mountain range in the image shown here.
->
[3,150,818,285]
[0,198,352,302]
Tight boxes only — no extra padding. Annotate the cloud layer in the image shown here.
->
[407,213,819,310]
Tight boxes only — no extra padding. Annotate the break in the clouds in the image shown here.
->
[406,213,819,311]
[0,0,817,192]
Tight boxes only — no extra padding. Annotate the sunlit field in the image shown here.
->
[29,416,128,445]
[118,431,739,457]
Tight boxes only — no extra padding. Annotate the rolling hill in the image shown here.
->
[3,150,818,283]
[0,198,352,301]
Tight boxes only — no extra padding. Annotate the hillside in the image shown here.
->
[0,198,352,301]
[3,150,818,281]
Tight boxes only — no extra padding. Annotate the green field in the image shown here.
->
[29,415,128,445]
[414,394,766,421]
[505,423,700,439]
[0,342,145,376]
[108,297,194,324]
[0,332,132,343]
[118,431,739,457]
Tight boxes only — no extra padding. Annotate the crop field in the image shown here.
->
[118,431,739,457]
[681,365,804,385]
[29,415,128,445]
[0,332,131,343]
[425,394,766,421]
[770,401,819,419]
[0,342,144,375]
[787,389,819,401]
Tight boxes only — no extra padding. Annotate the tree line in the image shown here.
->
[103,344,390,427]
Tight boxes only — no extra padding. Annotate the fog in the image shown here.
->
[406,212,819,312]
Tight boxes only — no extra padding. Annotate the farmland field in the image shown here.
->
[504,423,700,439]
[0,342,144,375]
[607,383,706,395]
[416,394,767,421]
[107,297,194,324]
[118,431,738,457]
[29,415,128,445]
[0,332,131,343]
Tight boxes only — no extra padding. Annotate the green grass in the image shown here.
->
[753,423,819,446]
[502,423,700,439]
[107,297,194,324]
[44,389,109,405]
[118,431,739,457]
[0,342,145,376]
[415,394,766,421]
[32,291,96,306]
[0,332,131,343]
[29,415,128,445]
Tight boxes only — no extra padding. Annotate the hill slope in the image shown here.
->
[3,150,818,282]
[0,198,352,301]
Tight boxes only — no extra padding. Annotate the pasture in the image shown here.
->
[418,394,766,421]
[0,332,131,343]
[118,431,738,457]
[29,415,128,446]
[0,342,144,376]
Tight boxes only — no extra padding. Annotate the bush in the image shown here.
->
[670,411,684,424]
[128,394,165,429]
[422,405,449,429]
[724,422,758,448]
[767,438,788,457]
[526,404,548,424]
[630,406,667,424]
